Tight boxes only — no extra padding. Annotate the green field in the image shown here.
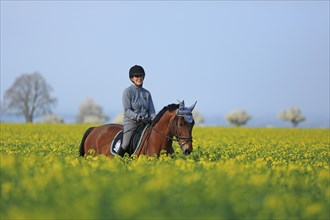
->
[1,123,329,219]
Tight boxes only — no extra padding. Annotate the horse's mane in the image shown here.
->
[152,103,179,126]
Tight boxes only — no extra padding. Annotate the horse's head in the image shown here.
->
[151,100,197,156]
[175,100,197,155]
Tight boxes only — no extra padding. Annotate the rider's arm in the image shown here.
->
[122,88,138,121]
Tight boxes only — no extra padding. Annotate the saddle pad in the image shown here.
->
[109,130,123,155]
[109,125,150,156]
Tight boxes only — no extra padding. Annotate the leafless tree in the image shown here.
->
[2,72,57,123]
[278,107,305,127]
[76,98,108,124]
[225,109,251,127]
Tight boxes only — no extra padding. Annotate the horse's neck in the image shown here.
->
[139,111,176,156]
[154,111,175,137]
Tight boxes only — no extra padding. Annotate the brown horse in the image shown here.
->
[79,101,197,157]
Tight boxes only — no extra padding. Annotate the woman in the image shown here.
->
[116,65,156,156]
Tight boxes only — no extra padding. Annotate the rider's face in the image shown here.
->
[131,75,144,86]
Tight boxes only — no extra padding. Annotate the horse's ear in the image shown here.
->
[179,100,185,110]
[188,101,197,112]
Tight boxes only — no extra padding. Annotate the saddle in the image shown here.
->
[110,122,150,156]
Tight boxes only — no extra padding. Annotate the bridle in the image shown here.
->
[151,114,193,150]
[173,115,194,148]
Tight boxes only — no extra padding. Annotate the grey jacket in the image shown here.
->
[122,84,156,124]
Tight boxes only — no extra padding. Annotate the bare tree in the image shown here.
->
[2,72,57,123]
[278,107,305,127]
[76,98,108,124]
[225,109,251,127]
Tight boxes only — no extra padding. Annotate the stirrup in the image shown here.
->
[116,146,126,157]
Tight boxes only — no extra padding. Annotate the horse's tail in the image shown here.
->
[79,127,95,157]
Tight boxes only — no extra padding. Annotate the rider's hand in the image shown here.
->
[136,114,145,122]
[146,117,153,123]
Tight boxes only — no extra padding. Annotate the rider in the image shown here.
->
[116,65,156,156]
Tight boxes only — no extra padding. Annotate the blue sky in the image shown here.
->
[1,1,329,126]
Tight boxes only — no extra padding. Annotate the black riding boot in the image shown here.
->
[116,146,126,157]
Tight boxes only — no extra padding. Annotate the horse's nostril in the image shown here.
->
[184,148,191,155]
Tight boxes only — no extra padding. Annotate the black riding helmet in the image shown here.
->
[129,65,145,78]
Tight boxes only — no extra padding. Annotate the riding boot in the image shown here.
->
[116,146,126,157]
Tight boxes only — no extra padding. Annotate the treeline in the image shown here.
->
[2,72,306,127]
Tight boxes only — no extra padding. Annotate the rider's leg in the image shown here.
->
[117,123,136,156]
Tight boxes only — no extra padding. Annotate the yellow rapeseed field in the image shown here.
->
[1,123,329,219]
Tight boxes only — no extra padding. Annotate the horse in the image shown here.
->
[79,100,197,157]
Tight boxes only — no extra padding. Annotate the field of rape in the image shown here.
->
[1,123,329,220]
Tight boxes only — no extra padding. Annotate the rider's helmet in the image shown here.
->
[129,65,145,79]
